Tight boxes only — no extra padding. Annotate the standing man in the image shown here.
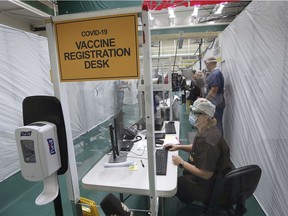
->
[204,57,225,135]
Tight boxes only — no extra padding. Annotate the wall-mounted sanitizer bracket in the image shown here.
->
[15,96,68,215]
[15,122,61,205]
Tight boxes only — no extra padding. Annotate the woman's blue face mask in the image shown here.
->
[189,113,200,126]
[189,114,197,126]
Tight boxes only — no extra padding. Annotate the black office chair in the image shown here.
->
[100,193,133,216]
[206,164,262,216]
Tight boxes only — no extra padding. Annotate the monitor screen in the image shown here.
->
[108,88,125,161]
[108,123,127,163]
[139,92,159,118]
[115,89,124,116]
[109,124,118,160]
[114,110,124,150]
[114,88,125,147]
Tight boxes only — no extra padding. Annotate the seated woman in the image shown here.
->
[165,98,232,204]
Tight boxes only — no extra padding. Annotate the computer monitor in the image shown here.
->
[108,124,127,163]
[137,92,164,131]
[113,89,125,149]
[115,89,124,115]
[114,110,134,151]
[114,109,123,143]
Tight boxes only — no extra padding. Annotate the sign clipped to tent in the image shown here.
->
[55,13,139,82]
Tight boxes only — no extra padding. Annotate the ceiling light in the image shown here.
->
[215,3,225,15]
[191,5,199,18]
[190,16,197,25]
[170,19,175,27]
[149,11,154,21]
[8,0,50,17]
[168,7,175,19]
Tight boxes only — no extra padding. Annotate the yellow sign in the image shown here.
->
[55,13,139,82]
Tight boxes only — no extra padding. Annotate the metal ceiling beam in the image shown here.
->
[8,0,54,16]
[149,23,228,40]
[151,31,221,41]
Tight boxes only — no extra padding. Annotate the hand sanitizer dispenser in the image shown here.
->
[15,121,61,205]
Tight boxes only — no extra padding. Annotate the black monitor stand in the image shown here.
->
[108,124,127,163]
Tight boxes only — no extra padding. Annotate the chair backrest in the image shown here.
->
[100,193,132,216]
[216,164,262,207]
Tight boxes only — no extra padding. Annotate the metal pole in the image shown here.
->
[199,38,203,70]
[46,19,81,216]
[53,190,64,216]
[142,8,158,216]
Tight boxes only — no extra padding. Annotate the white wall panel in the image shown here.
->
[0,24,53,181]
[218,2,288,215]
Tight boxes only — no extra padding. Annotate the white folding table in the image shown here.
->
[82,121,180,198]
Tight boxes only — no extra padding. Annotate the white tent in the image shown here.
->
[1,1,288,215]
[218,2,288,216]
[0,24,53,181]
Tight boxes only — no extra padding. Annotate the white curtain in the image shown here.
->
[215,2,288,215]
[0,24,53,181]
[66,81,116,138]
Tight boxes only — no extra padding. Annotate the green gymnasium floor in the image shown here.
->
[0,102,266,216]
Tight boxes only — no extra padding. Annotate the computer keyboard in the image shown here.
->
[145,133,165,140]
[156,149,168,175]
[165,122,176,134]
[155,139,164,145]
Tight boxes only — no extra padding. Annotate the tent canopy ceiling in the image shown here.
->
[0,0,250,58]
[56,0,250,57]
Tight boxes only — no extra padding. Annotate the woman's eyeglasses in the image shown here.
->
[193,111,204,116]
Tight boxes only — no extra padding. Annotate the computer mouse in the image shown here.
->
[164,145,172,150]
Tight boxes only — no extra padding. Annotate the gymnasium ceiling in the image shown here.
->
[0,1,251,61]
